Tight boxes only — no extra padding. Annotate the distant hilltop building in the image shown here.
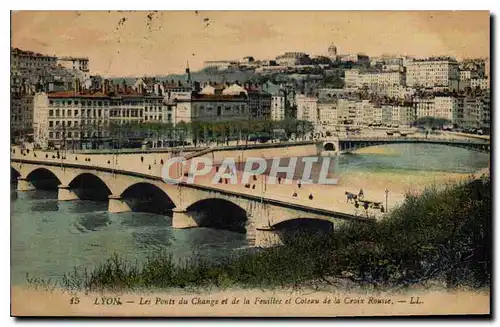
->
[203,60,239,70]
[327,43,337,62]
[275,52,312,66]
[57,56,90,73]
[338,53,370,65]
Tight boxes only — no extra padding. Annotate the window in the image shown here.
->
[55,110,60,117]
[75,101,79,105]
[74,110,78,116]
[67,132,72,138]
[49,121,53,127]
[49,132,53,138]
[68,101,72,105]
[68,121,72,127]
[55,132,60,139]
[49,110,53,117]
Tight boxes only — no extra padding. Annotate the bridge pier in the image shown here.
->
[57,185,79,201]
[171,207,199,229]
[255,227,283,248]
[108,195,131,213]
[17,177,35,192]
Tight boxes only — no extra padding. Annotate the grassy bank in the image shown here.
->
[29,176,491,292]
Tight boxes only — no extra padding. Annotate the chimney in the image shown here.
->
[102,79,109,94]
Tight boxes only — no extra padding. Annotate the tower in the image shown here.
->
[328,43,338,62]
[185,61,192,86]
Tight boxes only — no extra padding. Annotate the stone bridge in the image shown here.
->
[322,136,491,154]
[11,151,371,247]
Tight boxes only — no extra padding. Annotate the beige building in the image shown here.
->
[271,95,285,121]
[406,58,459,88]
[174,94,248,124]
[57,56,90,72]
[11,47,57,72]
[33,89,170,149]
[470,78,489,90]
[317,101,338,126]
[345,69,405,88]
[296,94,318,124]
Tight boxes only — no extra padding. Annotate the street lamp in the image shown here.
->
[385,188,389,212]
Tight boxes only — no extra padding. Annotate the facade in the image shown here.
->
[203,60,238,70]
[338,53,370,64]
[470,78,489,90]
[175,94,248,124]
[391,105,416,126]
[414,96,459,125]
[32,90,169,149]
[275,52,312,66]
[406,58,460,88]
[317,101,338,126]
[57,56,90,72]
[296,94,318,123]
[11,47,57,72]
[271,95,285,121]
[345,69,405,88]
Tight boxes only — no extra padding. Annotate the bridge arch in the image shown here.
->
[272,218,334,244]
[25,167,62,190]
[324,142,336,151]
[11,167,21,182]
[185,198,248,233]
[68,173,112,201]
[120,182,176,214]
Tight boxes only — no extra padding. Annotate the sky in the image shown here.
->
[11,11,490,77]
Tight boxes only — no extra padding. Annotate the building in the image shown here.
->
[327,43,338,62]
[338,53,370,65]
[391,105,416,126]
[32,84,170,149]
[406,57,459,88]
[373,106,392,124]
[470,78,489,90]
[11,47,57,72]
[275,52,312,66]
[174,94,248,124]
[271,95,285,121]
[203,60,239,70]
[296,94,318,123]
[317,100,338,126]
[57,56,90,72]
[414,96,459,125]
[344,69,405,88]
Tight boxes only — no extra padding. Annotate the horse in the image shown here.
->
[345,191,358,203]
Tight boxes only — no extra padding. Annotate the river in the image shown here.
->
[11,144,489,285]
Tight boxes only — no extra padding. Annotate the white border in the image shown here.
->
[2,2,497,326]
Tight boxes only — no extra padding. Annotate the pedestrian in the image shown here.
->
[252,184,256,189]
[253,175,257,181]
[278,176,282,184]
[298,182,302,189]
[292,191,298,197]
[141,156,144,163]
[154,159,157,165]
[309,193,313,200]
[160,159,164,165]
[358,188,364,199]
[148,165,151,170]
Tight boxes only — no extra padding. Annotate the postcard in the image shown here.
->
[10,10,491,317]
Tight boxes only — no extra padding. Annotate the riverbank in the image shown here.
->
[22,177,490,296]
